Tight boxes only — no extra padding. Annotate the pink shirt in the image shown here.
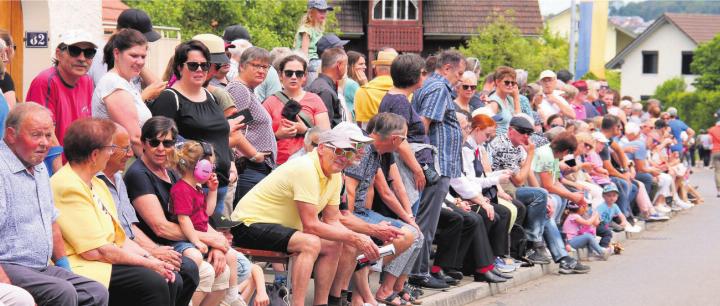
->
[585,152,611,185]
[262,92,328,164]
[562,213,596,240]
[26,67,93,145]
[571,102,587,120]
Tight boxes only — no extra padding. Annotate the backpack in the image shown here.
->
[509,224,531,265]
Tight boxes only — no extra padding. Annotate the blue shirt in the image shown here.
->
[0,141,58,269]
[98,172,139,240]
[412,73,462,178]
[0,94,8,139]
[668,119,689,153]
[623,139,647,161]
[596,202,622,224]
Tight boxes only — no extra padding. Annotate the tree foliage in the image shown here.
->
[459,13,568,81]
[123,0,340,50]
[653,77,687,104]
[653,77,720,131]
[609,0,720,21]
[691,33,720,91]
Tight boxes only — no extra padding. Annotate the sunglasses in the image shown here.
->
[214,63,223,70]
[185,62,210,72]
[351,142,368,151]
[283,70,305,78]
[61,45,97,59]
[146,138,177,148]
[503,80,517,87]
[512,127,533,135]
[462,85,477,90]
[326,145,357,160]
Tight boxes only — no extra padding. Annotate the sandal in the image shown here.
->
[398,290,422,305]
[377,293,412,306]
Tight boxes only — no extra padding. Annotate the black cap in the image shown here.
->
[209,213,241,229]
[556,69,573,83]
[117,9,161,42]
[509,115,534,133]
[316,34,349,56]
[223,24,251,42]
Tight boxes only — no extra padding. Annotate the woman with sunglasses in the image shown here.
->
[150,40,233,216]
[0,29,16,107]
[454,71,483,114]
[52,118,180,306]
[487,66,521,135]
[92,29,152,157]
[262,54,331,164]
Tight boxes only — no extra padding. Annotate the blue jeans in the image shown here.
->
[234,167,271,208]
[635,172,654,200]
[543,219,569,262]
[548,193,567,225]
[515,187,548,243]
[569,233,605,256]
[611,177,636,217]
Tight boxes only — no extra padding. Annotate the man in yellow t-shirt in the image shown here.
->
[231,124,379,306]
[354,50,398,125]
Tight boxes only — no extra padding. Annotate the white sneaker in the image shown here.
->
[624,224,641,233]
[674,198,693,209]
[655,205,671,213]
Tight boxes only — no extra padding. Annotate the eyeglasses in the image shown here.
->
[326,145,357,160]
[283,70,305,78]
[61,45,97,59]
[111,144,132,154]
[185,62,210,72]
[248,62,270,71]
[146,138,177,148]
[462,85,477,90]
[503,80,517,87]
[393,135,407,142]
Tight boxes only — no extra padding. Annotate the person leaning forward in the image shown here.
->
[231,124,380,306]
[0,103,109,306]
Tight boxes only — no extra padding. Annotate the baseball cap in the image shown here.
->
[372,50,399,66]
[571,80,588,92]
[192,34,230,64]
[209,213,241,229]
[509,115,534,133]
[539,70,557,80]
[316,34,349,57]
[334,122,374,143]
[58,30,97,48]
[318,126,355,149]
[308,0,334,11]
[592,131,609,143]
[117,9,161,42]
[603,183,619,194]
[223,24,251,42]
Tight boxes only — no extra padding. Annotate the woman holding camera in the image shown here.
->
[262,54,330,165]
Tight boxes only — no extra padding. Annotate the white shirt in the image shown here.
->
[538,90,569,119]
[92,71,152,127]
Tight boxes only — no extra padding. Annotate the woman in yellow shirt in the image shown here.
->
[51,118,179,305]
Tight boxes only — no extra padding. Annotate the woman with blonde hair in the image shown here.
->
[294,0,332,83]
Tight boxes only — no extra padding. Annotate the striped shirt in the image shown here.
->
[412,73,462,178]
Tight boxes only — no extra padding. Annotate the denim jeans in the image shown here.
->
[611,177,636,217]
[514,187,548,243]
[569,233,605,256]
[234,167,270,208]
[635,172,654,200]
[543,218,569,262]
[548,193,567,225]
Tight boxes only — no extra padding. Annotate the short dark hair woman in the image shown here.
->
[149,40,233,216]
[51,118,180,306]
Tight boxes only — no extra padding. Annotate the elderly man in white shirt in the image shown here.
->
[537,70,576,122]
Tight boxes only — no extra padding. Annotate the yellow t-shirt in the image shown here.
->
[354,75,394,123]
[51,165,126,288]
[232,150,341,230]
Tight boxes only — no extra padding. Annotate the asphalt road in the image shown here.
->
[469,168,720,306]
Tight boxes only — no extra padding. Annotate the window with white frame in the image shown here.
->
[373,0,418,20]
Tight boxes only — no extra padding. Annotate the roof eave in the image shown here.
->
[606,15,669,69]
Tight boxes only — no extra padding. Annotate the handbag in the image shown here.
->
[273,91,314,129]
[265,282,290,306]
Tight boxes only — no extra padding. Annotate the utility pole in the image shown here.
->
[569,0,577,79]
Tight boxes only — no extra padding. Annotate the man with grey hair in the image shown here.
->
[408,49,466,289]
[307,47,348,127]
[0,102,109,306]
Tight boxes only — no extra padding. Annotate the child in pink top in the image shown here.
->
[562,203,612,260]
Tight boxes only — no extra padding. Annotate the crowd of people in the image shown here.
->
[0,1,707,306]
